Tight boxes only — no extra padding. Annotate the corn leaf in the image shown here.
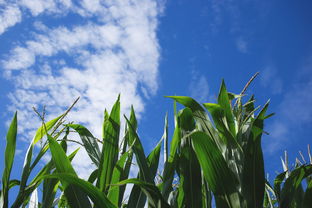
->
[279,164,312,208]
[8,179,20,189]
[124,115,153,184]
[43,173,116,208]
[241,102,269,208]
[41,145,79,208]
[161,125,181,200]
[97,96,121,192]
[217,80,236,136]
[47,134,92,207]
[107,151,129,206]
[67,124,101,167]
[273,171,287,202]
[118,107,136,205]
[33,114,63,144]
[117,178,170,208]
[177,108,202,208]
[0,112,17,208]
[128,137,162,207]
[191,131,241,208]
[303,177,312,208]
[166,96,224,153]
[88,169,98,184]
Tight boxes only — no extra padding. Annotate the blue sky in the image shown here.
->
[1,0,312,194]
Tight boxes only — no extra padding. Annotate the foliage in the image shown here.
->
[1,78,311,208]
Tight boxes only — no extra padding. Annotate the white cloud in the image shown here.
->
[20,0,56,16]
[0,4,22,35]
[1,0,162,179]
[3,47,35,71]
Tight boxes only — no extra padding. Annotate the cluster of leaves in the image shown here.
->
[1,79,311,208]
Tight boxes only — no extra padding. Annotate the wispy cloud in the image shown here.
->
[263,59,312,154]
[1,0,163,178]
[236,37,248,53]
[260,66,283,95]
[189,71,211,102]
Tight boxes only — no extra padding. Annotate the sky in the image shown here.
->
[1,0,312,199]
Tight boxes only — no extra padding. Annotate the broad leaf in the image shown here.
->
[191,131,241,208]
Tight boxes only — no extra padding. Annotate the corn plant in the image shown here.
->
[264,148,312,208]
[159,74,273,208]
[1,77,312,207]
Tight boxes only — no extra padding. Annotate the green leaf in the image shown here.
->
[67,124,101,167]
[128,137,162,208]
[161,109,183,200]
[280,164,312,208]
[43,173,116,208]
[41,145,79,208]
[161,125,181,200]
[47,134,92,208]
[1,112,17,208]
[273,171,287,202]
[118,149,133,206]
[241,102,269,208]
[116,179,170,208]
[203,103,241,152]
[118,108,136,206]
[303,176,312,208]
[191,131,241,208]
[217,80,236,136]
[166,96,224,153]
[97,96,121,192]
[88,169,98,184]
[8,179,20,189]
[177,108,202,208]
[33,114,63,144]
[124,114,153,184]
[107,151,129,206]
